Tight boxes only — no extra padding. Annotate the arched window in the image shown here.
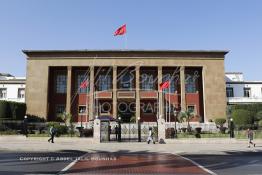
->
[120,72,133,89]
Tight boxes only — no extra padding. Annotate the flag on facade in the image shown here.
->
[160,81,170,90]
[114,24,126,36]
[80,80,88,89]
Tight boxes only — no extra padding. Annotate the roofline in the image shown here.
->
[22,49,229,59]
[225,72,243,74]
[226,81,262,84]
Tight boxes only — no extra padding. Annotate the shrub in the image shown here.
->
[0,101,11,119]
[215,118,227,133]
[0,101,26,120]
[232,109,253,129]
[26,114,46,122]
[215,118,226,127]
[47,122,68,136]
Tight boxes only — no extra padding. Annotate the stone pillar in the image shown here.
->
[136,66,140,122]
[202,66,206,122]
[180,66,186,111]
[113,66,117,119]
[158,66,163,119]
[66,66,72,114]
[93,119,101,143]
[89,66,94,120]
[157,118,165,141]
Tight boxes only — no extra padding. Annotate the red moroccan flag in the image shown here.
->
[114,24,126,36]
[80,80,88,89]
[160,81,170,90]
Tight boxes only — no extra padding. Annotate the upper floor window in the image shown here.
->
[162,73,176,93]
[55,73,67,94]
[119,72,134,90]
[76,72,89,94]
[97,75,111,91]
[141,73,155,90]
[244,87,251,97]
[0,88,7,99]
[185,75,197,93]
[226,87,234,97]
[18,88,25,99]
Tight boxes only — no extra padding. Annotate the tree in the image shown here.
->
[57,112,74,136]
[215,118,227,133]
[232,109,253,129]
[255,111,262,122]
[178,110,194,132]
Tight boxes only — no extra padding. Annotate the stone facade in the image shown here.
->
[24,50,228,123]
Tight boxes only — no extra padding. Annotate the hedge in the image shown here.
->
[0,101,26,120]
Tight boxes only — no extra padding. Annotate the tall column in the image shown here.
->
[180,66,186,111]
[136,66,140,122]
[202,66,206,122]
[66,66,72,114]
[158,66,163,119]
[89,66,94,120]
[113,66,117,119]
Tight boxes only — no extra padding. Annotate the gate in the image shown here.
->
[100,121,110,142]
[107,122,158,142]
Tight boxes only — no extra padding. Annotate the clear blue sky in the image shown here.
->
[0,0,261,80]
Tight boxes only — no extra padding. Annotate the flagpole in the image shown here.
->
[169,84,171,124]
[124,33,127,50]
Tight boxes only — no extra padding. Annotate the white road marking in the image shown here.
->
[57,153,88,175]
[174,153,217,175]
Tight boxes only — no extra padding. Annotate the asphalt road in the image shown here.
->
[0,150,85,175]
[182,149,262,175]
[0,149,262,175]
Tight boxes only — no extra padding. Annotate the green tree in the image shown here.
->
[178,110,194,132]
[232,109,253,129]
[255,111,262,122]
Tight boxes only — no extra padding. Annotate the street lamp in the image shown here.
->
[230,118,234,138]
[138,117,141,142]
[174,109,178,138]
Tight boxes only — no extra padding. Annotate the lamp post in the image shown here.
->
[118,116,121,142]
[138,117,141,142]
[230,118,234,138]
[174,109,178,138]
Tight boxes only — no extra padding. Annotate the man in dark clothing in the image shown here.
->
[23,116,28,137]
[115,126,118,141]
[48,126,56,143]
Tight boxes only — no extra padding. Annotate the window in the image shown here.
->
[99,102,111,114]
[76,73,89,94]
[55,104,65,115]
[17,88,25,99]
[244,88,251,97]
[97,75,111,91]
[141,73,155,90]
[0,88,7,99]
[119,72,134,89]
[185,75,197,93]
[226,87,234,97]
[78,105,87,115]
[162,73,176,93]
[55,73,67,94]
[187,105,196,114]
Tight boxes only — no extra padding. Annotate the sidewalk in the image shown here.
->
[0,136,261,154]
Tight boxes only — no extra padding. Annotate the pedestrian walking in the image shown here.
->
[23,116,28,137]
[48,125,57,143]
[247,128,256,148]
[115,126,119,141]
[147,127,155,144]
